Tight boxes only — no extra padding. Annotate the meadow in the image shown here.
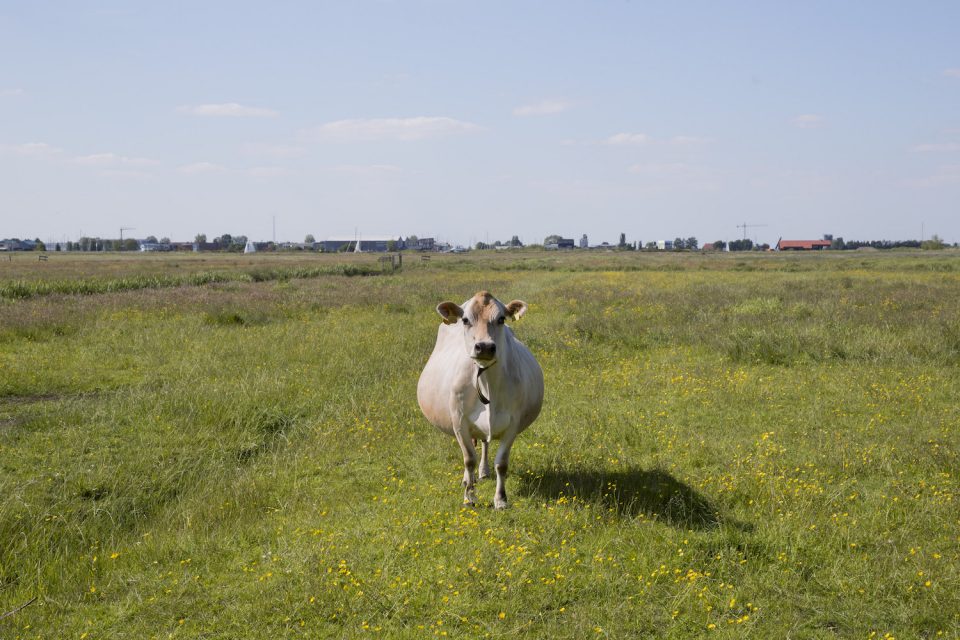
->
[1,249,958,638]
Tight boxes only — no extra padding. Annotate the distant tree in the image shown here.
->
[686,237,699,250]
[223,235,247,252]
[618,232,627,248]
[145,235,158,243]
[195,233,207,244]
[645,241,658,250]
[338,243,351,253]
[922,234,945,250]
[406,235,419,248]
[543,234,562,246]
[123,239,139,251]
[673,237,686,250]
[216,234,233,247]
[160,237,170,244]
[729,239,754,251]
[305,234,315,244]
[823,234,834,242]
[830,237,845,250]
[711,240,727,251]
[475,241,490,250]
[386,239,396,252]
[509,235,523,247]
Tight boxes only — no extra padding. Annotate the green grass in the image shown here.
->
[1,251,958,638]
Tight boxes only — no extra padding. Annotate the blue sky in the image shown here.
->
[2,1,958,246]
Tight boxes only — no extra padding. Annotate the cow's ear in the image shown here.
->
[436,302,464,325]
[505,300,528,321]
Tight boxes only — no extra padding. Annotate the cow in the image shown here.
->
[417,291,544,509]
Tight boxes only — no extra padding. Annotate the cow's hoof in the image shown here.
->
[494,497,508,510]
[478,467,491,480]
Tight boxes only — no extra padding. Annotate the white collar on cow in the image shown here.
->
[476,363,495,405]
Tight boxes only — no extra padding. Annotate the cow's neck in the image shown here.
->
[476,362,495,405]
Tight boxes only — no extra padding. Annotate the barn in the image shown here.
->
[776,239,832,251]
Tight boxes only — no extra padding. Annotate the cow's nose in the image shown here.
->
[474,342,496,358]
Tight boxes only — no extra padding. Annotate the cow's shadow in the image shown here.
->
[517,466,723,530]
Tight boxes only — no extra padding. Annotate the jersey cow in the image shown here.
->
[418,291,544,509]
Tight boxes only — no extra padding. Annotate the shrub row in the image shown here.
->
[0,264,379,300]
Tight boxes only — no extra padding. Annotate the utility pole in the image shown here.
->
[119,227,135,251]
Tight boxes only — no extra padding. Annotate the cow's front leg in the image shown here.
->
[477,439,491,480]
[493,430,519,510]
[454,426,479,505]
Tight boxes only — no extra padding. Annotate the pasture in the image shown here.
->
[1,250,958,638]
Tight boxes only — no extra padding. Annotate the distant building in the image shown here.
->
[316,236,401,253]
[776,239,831,251]
[579,234,588,248]
[139,242,173,252]
[410,237,435,251]
[0,239,35,251]
[546,238,575,250]
[656,240,674,250]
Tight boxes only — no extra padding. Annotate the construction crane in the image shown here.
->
[736,222,767,240]
[119,227,135,251]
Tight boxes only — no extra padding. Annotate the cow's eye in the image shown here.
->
[497,316,505,325]
[461,317,470,326]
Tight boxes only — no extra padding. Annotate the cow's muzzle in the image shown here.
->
[472,341,496,362]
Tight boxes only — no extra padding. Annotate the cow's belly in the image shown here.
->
[468,403,522,441]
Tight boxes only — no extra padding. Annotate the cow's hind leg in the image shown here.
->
[454,427,479,506]
[493,430,519,510]
[477,439,491,480]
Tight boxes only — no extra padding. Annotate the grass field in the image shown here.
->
[1,250,958,638]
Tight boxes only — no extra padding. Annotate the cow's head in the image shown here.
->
[436,291,528,365]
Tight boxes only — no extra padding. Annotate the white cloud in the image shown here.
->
[792,114,824,129]
[1,88,24,97]
[944,68,960,78]
[176,103,279,117]
[178,162,226,174]
[245,166,288,178]
[98,169,155,179]
[2,142,63,157]
[73,152,159,167]
[902,165,960,188]
[605,132,650,145]
[305,117,480,142]
[910,142,960,153]
[512,99,572,117]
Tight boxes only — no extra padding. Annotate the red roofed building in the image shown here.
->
[776,238,832,251]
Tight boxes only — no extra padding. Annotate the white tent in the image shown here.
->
[244,240,257,254]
